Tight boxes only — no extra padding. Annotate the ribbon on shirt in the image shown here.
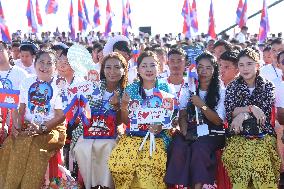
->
[138,131,156,157]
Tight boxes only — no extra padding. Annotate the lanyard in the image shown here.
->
[272,65,279,78]
[167,78,184,100]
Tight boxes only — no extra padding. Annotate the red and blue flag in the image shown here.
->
[78,0,88,32]
[82,0,90,24]
[208,0,216,39]
[45,0,58,14]
[259,0,270,43]
[190,0,198,33]
[236,0,243,25]
[69,0,75,40]
[26,0,38,33]
[105,0,113,36]
[238,0,247,28]
[35,0,43,26]
[93,0,100,27]
[0,0,11,42]
[181,0,191,38]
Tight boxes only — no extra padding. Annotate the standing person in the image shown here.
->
[222,48,280,189]
[108,51,174,189]
[14,41,38,75]
[0,50,66,189]
[212,40,233,63]
[72,52,128,189]
[165,52,225,189]
[219,51,239,87]
[260,38,283,83]
[236,26,248,44]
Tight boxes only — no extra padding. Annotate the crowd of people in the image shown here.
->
[0,26,283,189]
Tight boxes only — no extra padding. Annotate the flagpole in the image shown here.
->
[218,0,284,36]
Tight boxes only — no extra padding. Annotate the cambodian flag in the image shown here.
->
[236,0,243,25]
[122,0,128,36]
[126,0,132,28]
[181,0,191,38]
[259,0,270,43]
[45,0,58,14]
[208,0,216,39]
[93,0,100,27]
[26,0,38,33]
[105,0,113,36]
[69,0,75,40]
[82,0,90,23]
[35,0,43,26]
[63,95,80,125]
[0,0,11,42]
[78,0,88,32]
[238,0,247,28]
[190,0,198,33]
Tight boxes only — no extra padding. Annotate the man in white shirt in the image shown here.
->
[14,41,38,75]
[260,38,283,83]
[0,41,28,144]
[0,42,28,90]
[273,50,284,186]
[165,48,190,135]
[236,26,248,44]
[153,47,170,79]
[219,51,239,88]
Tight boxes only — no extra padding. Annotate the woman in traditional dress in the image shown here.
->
[165,52,226,189]
[72,52,128,189]
[108,51,176,189]
[222,48,280,189]
[0,50,66,189]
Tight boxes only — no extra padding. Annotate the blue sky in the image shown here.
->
[2,0,284,37]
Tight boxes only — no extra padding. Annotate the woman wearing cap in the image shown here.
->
[108,51,175,189]
[222,48,280,189]
[0,50,66,189]
[72,52,128,189]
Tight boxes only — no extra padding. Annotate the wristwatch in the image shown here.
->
[40,123,48,133]
[201,105,208,111]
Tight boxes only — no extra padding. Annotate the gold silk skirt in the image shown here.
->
[0,125,66,189]
[222,135,281,189]
[108,135,167,189]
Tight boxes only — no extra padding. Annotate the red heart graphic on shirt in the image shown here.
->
[141,112,150,119]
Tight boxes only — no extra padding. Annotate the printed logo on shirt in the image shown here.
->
[0,78,13,89]
[28,81,53,116]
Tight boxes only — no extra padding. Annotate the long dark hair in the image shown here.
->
[137,51,160,99]
[196,52,220,110]
[100,52,128,90]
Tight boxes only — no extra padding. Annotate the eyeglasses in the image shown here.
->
[281,59,284,65]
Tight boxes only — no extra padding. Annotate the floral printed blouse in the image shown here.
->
[224,75,275,135]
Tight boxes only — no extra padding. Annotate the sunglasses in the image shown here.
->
[281,59,284,65]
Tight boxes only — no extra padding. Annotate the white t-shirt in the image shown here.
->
[199,89,226,121]
[236,32,246,43]
[260,64,282,84]
[0,66,28,90]
[20,76,63,123]
[164,78,191,110]
[128,60,137,85]
[273,77,284,108]
[14,59,36,75]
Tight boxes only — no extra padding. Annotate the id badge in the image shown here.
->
[197,123,209,137]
